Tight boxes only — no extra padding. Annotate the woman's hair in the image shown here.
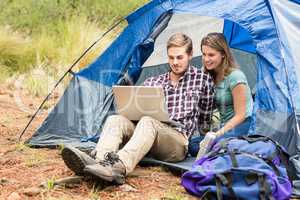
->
[201,32,237,79]
[167,33,193,55]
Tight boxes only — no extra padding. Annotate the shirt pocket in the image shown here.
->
[182,89,201,114]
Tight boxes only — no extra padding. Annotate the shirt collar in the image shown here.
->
[166,65,194,83]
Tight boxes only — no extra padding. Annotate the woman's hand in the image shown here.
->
[196,132,217,159]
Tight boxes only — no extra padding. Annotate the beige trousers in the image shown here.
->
[95,115,188,174]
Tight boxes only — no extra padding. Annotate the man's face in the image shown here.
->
[167,46,192,77]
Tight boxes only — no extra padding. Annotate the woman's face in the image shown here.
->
[202,45,224,71]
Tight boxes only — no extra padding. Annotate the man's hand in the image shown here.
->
[196,132,217,160]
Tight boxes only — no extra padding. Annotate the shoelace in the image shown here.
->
[98,152,120,167]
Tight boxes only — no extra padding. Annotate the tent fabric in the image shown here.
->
[28,76,115,148]
[223,20,256,54]
[26,0,300,195]
[171,0,299,112]
[268,0,300,112]
[290,0,300,4]
[77,4,167,86]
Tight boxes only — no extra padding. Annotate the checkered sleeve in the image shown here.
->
[143,77,153,86]
[199,75,215,131]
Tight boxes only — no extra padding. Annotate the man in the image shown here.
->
[62,33,214,184]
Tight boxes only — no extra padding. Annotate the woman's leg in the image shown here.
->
[188,117,252,156]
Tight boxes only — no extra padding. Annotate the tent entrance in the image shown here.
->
[136,13,257,94]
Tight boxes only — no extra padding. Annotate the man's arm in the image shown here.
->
[143,78,152,86]
[143,75,163,87]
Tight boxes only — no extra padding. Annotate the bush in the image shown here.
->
[0,0,148,95]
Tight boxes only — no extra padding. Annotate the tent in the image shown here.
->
[25,0,300,196]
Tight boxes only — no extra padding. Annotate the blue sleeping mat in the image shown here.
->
[140,156,195,172]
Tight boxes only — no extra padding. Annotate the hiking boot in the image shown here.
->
[84,152,126,184]
[62,146,97,175]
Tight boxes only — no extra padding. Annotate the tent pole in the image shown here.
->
[18,17,126,142]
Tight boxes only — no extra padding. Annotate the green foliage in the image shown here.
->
[88,183,101,200]
[25,152,47,167]
[162,192,188,200]
[0,27,35,74]
[46,177,56,191]
[58,144,65,155]
[15,142,32,152]
[0,0,147,35]
[0,0,148,95]
[161,185,190,200]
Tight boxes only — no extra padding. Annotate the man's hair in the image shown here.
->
[167,33,193,54]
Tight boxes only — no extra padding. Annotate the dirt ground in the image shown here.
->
[0,86,198,200]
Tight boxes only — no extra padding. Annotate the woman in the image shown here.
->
[189,32,253,157]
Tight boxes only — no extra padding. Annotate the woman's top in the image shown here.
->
[215,69,253,123]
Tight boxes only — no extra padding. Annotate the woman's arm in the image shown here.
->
[214,83,247,136]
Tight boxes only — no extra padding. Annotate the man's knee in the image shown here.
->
[139,116,156,123]
[135,116,159,133]
[106,115,129,123]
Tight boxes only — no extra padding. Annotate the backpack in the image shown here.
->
[181,135,292,200]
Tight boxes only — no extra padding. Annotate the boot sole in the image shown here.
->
[84,168,125,185]
[62,147,86,175]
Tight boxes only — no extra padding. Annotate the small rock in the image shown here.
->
[0,88,8,95]
[7,192,21,200]
[0,178,10,184]
[23,187,41,197]
[119,184,138,192]
[53,92,60,99]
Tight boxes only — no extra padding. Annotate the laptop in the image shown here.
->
[112,85,170,122]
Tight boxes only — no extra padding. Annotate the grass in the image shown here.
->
[58,144,65,155]
[15,142,48,167]
[162,186,190,200]
[88,183,101,200]
[0,0,147,35]
[0,26,35,75]
[15,142,32,152]
[46,177,56,191]
[0,0,148,96]
[25,152,48,167]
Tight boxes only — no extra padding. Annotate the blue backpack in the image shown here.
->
[181,135,292,200]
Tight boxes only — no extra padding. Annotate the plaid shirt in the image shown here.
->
[143,66,214,138]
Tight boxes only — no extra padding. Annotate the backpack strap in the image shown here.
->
[239,135,269,143]
[257,173,275,200]
[200,189,213,200]
[265,158,280,176]
[215,175,223,200]
[258,173,267,200]
[216,173,237,200]
[218,141,239,168]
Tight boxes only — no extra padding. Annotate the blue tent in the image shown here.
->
[26,0,300,195]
